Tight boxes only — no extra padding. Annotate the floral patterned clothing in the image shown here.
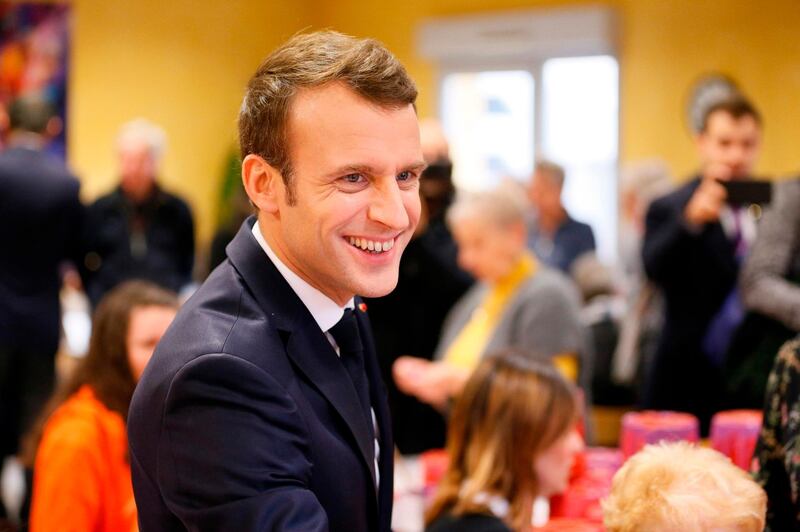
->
[753,337,800,530]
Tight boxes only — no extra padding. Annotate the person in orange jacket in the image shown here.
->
[22,280,178,532]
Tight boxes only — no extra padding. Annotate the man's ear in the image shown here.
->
[242,154,281,214]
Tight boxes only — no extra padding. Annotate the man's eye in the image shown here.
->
[397,171,414,182]
[343,173,364,183]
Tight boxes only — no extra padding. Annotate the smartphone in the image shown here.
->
[719,179,773,206]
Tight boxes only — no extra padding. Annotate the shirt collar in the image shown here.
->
[252,221,353,333]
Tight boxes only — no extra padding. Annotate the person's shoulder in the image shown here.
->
[0,148,78,188]
[157,187,193,212]
[650,177,699,210]
[565,216,593,233]
[776,336,800,366]
[774,177,800,205]
[40,386,119,452]
[526,265,577,298]
[146,263,288,381]
[426,512,511,532]
[88,188,123,211]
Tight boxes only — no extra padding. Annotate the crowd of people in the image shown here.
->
[0,29,798,532]
[0,98,195,530]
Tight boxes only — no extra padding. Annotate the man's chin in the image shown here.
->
[353,274,400,299]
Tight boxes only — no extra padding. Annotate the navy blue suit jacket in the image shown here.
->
[129,219,394,531]
[641,177,739,430]
[0,146,83,355]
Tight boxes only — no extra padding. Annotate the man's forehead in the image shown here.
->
[706,111,760,133]
[287,84,420,158]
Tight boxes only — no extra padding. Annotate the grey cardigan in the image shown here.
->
[434,266,585,365]
[740,178,800,331]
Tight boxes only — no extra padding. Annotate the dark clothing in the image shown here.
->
[527,214,596,273]
[642,177,739,432]
[82,185,194,306]
[129,218,393,532]
[0,145,83,458]
[753,337,800,531]
[365,218,472,454]
[426,512,511,532]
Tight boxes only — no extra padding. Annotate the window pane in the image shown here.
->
[542,55,619,262]
[442,70,534,191]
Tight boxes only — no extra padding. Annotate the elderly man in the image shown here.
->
[128,31,423,531]
[527,159,596,273]
[82,119,194,306]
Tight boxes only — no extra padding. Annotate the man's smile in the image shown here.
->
[346,236,396,254]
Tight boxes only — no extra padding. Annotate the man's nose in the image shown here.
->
[368,179,410,229]
[727,143,748,164]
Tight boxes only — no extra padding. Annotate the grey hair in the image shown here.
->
[446,181,529,229]
[620,158,673,206]
[116,118,167,161]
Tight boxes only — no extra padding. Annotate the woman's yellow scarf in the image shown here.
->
[443,253,537,371]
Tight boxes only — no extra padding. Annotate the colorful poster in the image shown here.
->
[0,3,69,159]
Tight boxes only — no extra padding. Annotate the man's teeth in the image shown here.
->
[347,237,394,253]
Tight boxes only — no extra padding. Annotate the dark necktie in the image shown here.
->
[329,309,373,435]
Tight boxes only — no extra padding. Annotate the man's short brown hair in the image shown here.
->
[700,96,762,132]
[238,31,418,202]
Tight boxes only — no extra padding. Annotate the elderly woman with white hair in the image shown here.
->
[394,183,586,409]
[603,442,766,532]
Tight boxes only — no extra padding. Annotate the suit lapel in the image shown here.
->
[284,320,377,484]
[226,218,377,486]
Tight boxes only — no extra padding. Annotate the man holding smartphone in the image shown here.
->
[641,96,762,434]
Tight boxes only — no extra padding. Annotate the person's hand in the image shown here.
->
[393,356,432,396]
[684,176,727,226]
[61,268,83,291]
[412,363,463,408]
[393,358,470,410]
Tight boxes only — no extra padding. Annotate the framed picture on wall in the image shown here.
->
[0,3,70,159]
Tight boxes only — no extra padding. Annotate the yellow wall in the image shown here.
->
[68,0,800,252]
[619,0,800,180]
[69,0,310,245]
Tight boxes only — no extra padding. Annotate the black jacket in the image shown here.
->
[641,177,739,431]
[0,146,83,354]
[82,184,194,306]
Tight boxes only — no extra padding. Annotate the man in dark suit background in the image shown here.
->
[0,96,84,521]
[642,97,762,433]
[128,31,423,531]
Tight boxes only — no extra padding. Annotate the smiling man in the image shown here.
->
[128,32,423,532]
